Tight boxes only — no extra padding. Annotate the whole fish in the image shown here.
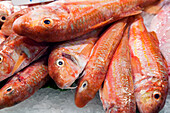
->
[0,56,49,109]
[75,19,127,108]
[0,1,28,26]
[0,30,6,44]
[13,0,159,42]
[48,30,100,89]
[99,26,136,113]
[0,33,48,82]
[129,15,169,113]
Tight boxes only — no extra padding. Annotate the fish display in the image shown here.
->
[99,26,136,113]
[75,19,127,108]
[12,0,159,42]
[0,1,28,26]
[0,33,48,82]
[0,56,49,109]
[48,30,100,89]
[0,0,168,112]
[129,15,169,113]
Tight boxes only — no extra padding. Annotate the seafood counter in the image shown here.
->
[0,0,169,113]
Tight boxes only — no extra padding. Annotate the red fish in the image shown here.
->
[12,0,159,42]
[48,30,100,89]
[0,33,48,82]
[75,19,127,108]
[99,26,136,113]
[0,56,49,109]
[129,15,169,113]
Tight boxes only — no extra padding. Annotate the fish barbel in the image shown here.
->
[0,1,28,26]
[75,18,127,108]
[13,0,159,42]
[0,33,48,82]
[48,30,100,89]
[0,56,49,109]
[99,26,136,113]
[129,15,169,113]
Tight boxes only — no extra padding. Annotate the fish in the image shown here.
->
[99,25,136,113]
[0,56,49,109]
[0,1,28,26]
[149,3,170,88]
[48,29,100,89]
[12,0,159,42]
[0,33,48,82]
[129,15,169,113]
[0,30,6,44]
[75,18,127,108]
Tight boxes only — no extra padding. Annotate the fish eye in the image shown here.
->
[78,81,88,92]
[5,86,14,95]
[42,18,53,26]
[0,15,6,22]
[0,54,3,63]
[1,16,6,21]
[56,59,64,67]
[153,91,161,101]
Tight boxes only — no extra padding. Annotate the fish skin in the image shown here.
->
[0,33,48,82]
[129,15,168,113]
[99,26,136,113]
[75,19,127,108]
[0,1,28,26]
[0,30,6,44]
[12,0,159,42]
[0,56,49,109]
[48,30,100,89]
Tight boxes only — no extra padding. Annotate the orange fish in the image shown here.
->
[129,15,169,113]
[99,26,136,113]
[75,18,127,108]
[48,30,100,89]
[12,0,159,42]
[0,56,49,109]
[0,30,6,44]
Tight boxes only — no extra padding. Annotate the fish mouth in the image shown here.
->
[62,52,79,66]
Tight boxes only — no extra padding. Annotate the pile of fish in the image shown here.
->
[0,0,169,113]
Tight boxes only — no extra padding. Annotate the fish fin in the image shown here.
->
[144,5,162,14]
[149,31,159,46]
[144,0,164,14]
[11,52,27,75]
[90,18,114,29]
[120,6,142,17]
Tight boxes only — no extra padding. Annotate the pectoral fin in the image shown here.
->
[11,53,27,75]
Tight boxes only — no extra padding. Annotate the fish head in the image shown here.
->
[75,72,96,108]
[0,76,20,109]
[0,51,15,81]
[13,6,68,42]
[135,79,168,113]
[48,50,81,89]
